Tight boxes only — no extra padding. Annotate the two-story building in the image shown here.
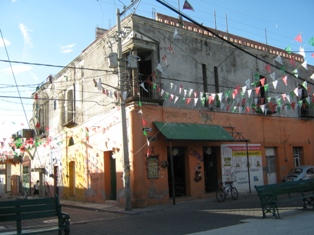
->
[21,12,314,208]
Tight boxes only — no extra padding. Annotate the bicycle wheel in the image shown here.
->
[216,189,226,202]
[231,187,238,200]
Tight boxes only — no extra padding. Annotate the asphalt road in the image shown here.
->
[0,193,305,235]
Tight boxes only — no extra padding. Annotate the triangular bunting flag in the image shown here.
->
[299,46,306,57]
[291,102,296,110]
[247,89,252,98]
[275,55,283,64]
[282,75,288,85]
[285,45,292,54]
[265,64,271,73]
[140,82,149,92]
[168,43,175,54]
[218,93,223,101]
[174,96,179,104]
[242,86,247,95]
[295,34,302,42]
[302,81,308,90]
[308,37,314,46]
[172,28,181,40]
[246,106,250,114]
[255,87,260,95]
[157,63,163,72]
[282,94,286,101]
[183,0,194,11]
[272,80,278,89]
[245,79,251,88]
[301,61,308,70]
[294,87,299,97]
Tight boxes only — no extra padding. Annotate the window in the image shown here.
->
[256,75,266,105]
[253,74,268,114]
[66,90,74,123]
[298,84,311,116]
[293,147,302,167]
[137,51,152,99]
[37,99,49,136]
[306,168,314,175]
[62,87,76,128]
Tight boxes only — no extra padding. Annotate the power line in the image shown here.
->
[0,30,29,126]
[0,59,114,73]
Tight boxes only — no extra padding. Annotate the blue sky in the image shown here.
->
[0,0,313,137]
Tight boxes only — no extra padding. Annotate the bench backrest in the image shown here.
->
[255,179,314,197]
[0,196,61,222]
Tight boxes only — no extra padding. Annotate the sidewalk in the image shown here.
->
[59,197,173,215]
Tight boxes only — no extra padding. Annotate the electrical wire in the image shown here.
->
[0,30,29,127]
[0,59,113,73]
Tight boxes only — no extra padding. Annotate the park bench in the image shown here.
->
[0,194,70,235]
[255,179,314,218]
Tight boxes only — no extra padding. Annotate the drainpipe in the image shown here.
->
[246,140,251,193]
[169,142,176,205]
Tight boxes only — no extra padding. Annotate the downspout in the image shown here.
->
[169,141,176,205]
[246,140,251,193]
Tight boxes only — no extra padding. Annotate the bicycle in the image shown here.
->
[216,181,238,202]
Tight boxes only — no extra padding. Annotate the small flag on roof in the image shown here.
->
[183,0,194,11]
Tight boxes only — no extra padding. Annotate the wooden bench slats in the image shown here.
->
[0,204,57,215]
[0,195,70,235]
[0,198,55,207]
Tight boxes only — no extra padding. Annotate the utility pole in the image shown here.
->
[116,8,131,211]
[116,0,139,211]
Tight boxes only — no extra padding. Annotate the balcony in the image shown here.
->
[298,105,314,118]
[126,82,164,106]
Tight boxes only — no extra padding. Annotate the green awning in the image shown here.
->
[153,122,234,141]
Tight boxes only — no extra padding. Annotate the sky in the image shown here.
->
[0,0,313,138]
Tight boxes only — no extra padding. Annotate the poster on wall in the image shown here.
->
[220,144,264,193]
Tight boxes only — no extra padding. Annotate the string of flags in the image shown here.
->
[4,17,313,161]
[141,32,314,115]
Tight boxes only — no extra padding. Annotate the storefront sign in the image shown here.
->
[221,144,264,193]
[147,156,159,179]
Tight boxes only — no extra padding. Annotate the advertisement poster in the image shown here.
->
[221,144,264,193]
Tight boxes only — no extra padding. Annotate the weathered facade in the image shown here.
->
[18,12,314,208]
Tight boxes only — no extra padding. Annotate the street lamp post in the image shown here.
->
[116,8,131,211]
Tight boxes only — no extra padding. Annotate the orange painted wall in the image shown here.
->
[128,104,314,206]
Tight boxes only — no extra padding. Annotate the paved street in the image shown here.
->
[1,192,313,234]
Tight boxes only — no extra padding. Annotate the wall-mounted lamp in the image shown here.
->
[172,148,178,156]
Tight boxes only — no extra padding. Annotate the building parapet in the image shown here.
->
[156,13,304,63]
